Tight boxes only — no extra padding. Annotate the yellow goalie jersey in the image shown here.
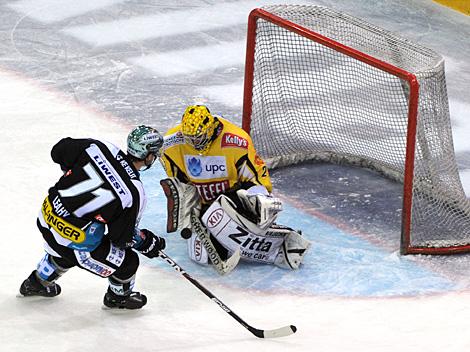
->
[160,117,272,204]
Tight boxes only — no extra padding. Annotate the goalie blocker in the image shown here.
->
[160,177,200,233]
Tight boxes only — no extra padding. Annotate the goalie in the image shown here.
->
[159,105,310,274]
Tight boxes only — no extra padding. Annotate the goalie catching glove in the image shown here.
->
[236,185,283,230]
[133,229,166,258]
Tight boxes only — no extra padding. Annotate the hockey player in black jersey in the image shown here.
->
[19,126,165,309]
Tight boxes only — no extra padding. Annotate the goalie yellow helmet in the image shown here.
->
[181,105,219,153]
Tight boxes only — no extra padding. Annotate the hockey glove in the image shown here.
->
[133,229,166,258]
[236,186,283,230]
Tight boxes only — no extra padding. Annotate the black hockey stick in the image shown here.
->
[158,250,297,339]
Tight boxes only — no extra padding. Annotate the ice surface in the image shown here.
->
[130,41,247,77]
[1,0,470,351]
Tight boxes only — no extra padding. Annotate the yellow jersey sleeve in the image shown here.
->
[234,130,272,193]
[159,125,189,182]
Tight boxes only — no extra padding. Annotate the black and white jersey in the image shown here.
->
[48,137,145,248]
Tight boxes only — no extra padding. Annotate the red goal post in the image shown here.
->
[242,5,470,254]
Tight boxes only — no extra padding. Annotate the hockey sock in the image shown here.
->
[36,253,69,286]
[108,275,136,296]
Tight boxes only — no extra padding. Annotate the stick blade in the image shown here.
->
[251,325,297,339]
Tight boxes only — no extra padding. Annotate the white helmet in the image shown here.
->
[127,125,163,160]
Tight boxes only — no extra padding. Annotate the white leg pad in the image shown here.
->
[274,230,311,270]
[187,232,209,265]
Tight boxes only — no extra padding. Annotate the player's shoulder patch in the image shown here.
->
[254,154,265,166]
[220,132,249,149]
[163,130,185,149]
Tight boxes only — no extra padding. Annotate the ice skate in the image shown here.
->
[19,271,61,298]
[103,288,147,310]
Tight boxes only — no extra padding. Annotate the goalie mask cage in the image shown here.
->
[242,5,470,254]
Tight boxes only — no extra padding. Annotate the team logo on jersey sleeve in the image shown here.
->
[221,133,248,149]
[254,154,265,165]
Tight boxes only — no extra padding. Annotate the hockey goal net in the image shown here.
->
[242,5,470,254]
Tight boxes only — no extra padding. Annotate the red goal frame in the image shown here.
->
[241,8,470,254]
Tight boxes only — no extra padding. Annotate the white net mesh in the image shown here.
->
[245,5,470,252]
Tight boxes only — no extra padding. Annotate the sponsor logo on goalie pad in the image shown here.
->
[201,202,284,264]
[206,208,225,228]
[188,216,211,265]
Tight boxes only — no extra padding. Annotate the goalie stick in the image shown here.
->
[158,250,297,339]
[190,210,241,275]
